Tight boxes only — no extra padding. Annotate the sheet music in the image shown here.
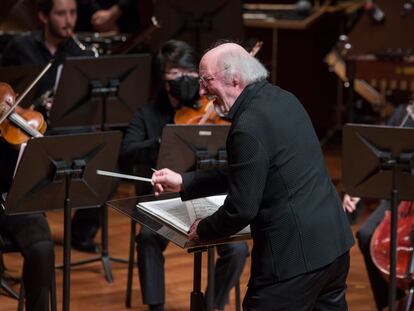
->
[13,141,27,178]
[138,198,192,234]
[137,195,250,236]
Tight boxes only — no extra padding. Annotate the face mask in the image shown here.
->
[167,75,199,105]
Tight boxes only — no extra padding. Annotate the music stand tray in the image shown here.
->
[3,131,122,311]
[107,194,250,311]
[49,54,151,130]
[343,123,414,311]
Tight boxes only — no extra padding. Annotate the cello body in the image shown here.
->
[370,201,414,289]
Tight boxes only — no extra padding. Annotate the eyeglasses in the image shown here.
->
[199,67,229,88]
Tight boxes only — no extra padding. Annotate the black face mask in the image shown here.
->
[167,75,199,106]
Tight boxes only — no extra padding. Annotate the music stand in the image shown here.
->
[156,124,232,311]
[157,124,230,172]
[150,0,244,53]
[0,64,42,108]
[49,53,151,131]
[343,124,414,311]
[3,131,122,311]
[48,53,151,282]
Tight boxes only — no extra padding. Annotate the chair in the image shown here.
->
[0,234,57,311]
[125,221,242,311]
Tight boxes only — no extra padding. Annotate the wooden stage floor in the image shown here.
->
[2,145,378,310]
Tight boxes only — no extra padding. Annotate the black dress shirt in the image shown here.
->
[181,80,354,286]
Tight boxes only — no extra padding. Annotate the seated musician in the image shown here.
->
[343,103,414,310]
[119,39,249,311]
[1,0,100,253]
[0,88,54,311]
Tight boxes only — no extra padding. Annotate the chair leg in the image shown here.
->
[125,220,136,308]
[235,279,241,311]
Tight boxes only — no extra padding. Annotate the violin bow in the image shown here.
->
[0,60,54,124]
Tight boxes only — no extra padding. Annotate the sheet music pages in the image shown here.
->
[137,195,250,236]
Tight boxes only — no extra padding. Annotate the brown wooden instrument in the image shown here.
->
[371,201,414,289]
[0,82,46,146]
[174,96,229,125]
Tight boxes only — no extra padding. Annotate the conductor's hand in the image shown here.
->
[342,194,361,213]
[188,219,201,241]
[152,168,183,195]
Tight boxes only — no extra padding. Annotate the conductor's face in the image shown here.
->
[39,0,77,40]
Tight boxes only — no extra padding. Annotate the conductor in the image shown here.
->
[152,42,355,310]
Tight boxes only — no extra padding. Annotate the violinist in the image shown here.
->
[0,85,54,311]
[1,0,100,254]
[343,103,414,310]
[119,40,249,311]
[1,0,94,118]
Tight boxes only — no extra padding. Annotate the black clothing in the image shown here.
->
[120,97,249,309]
[0,140,54,311]
[76,0,139,33]
[243,252,350,311]
[1,31,90,104]
[181,81,354,305]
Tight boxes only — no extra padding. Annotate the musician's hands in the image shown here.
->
[91,5,121,32]
[151,168,183,195]
[342,194,361,213]
[188,219,201,241]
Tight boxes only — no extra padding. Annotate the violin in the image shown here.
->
[0,82,46,147]
[173,41,263,125]
[174,96,229,125]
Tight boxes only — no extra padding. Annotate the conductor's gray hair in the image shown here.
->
[219,49,268,86]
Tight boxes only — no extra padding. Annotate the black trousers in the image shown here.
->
[356,200,405,310]
[0,213,54,311]
[136,226,249,309]
[243,251,350,311]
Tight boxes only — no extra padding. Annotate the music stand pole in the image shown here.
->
[388,161,399,311]
[59,164,80,311]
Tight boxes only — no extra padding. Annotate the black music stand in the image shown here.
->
[343,124,414,311]
[48,53,151,282]
[150,0,244,53]
[0,64,42,108]
[49,53,151,131]
[3,131,122,311]
[157,124,230,172]
[156,124,232,311]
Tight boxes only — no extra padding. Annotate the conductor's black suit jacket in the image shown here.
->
[181,80,354,287]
